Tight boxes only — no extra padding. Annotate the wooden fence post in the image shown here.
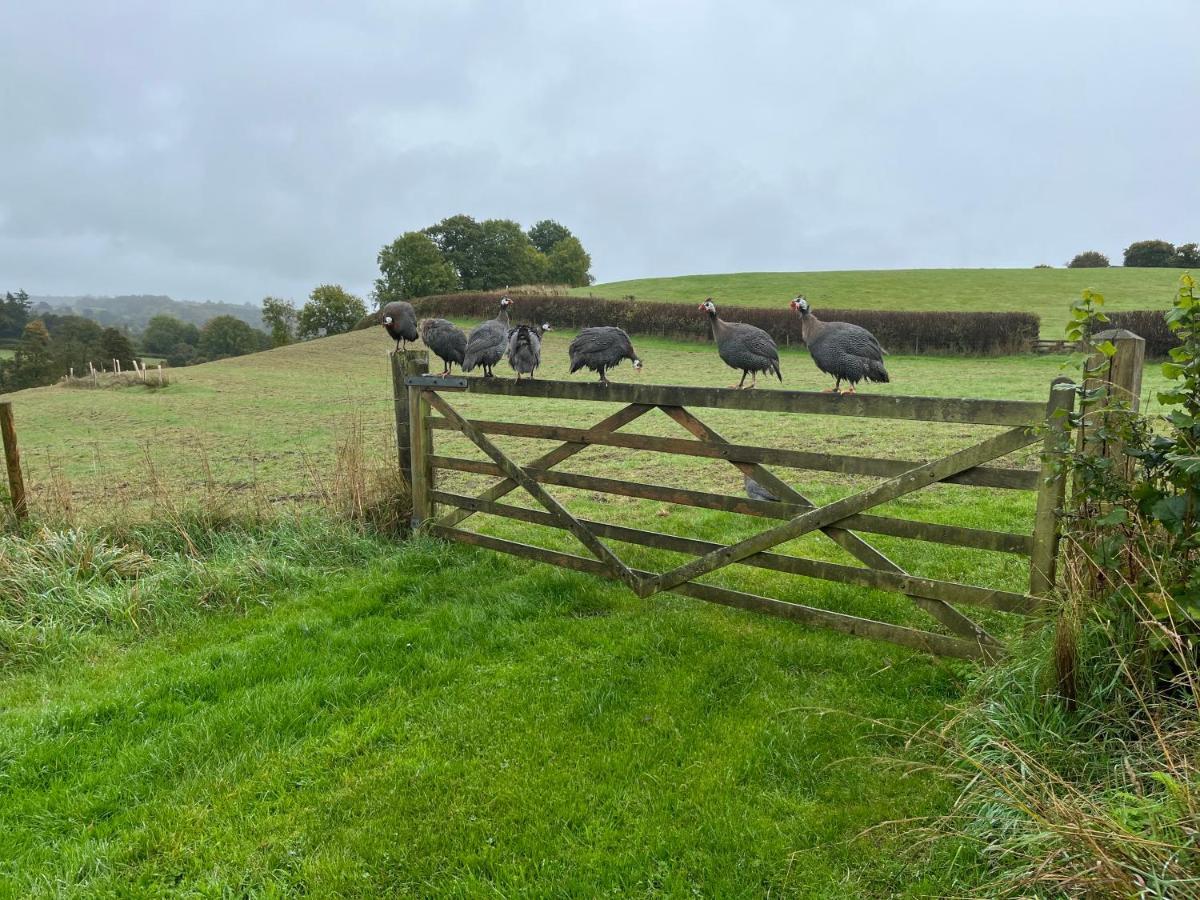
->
[408,373,434,527]
[1082,328,1146,479]
[1029,377,1076,599]
[0,402,27,520]
[391,349,430,518]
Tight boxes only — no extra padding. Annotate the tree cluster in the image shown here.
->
[1123,240,1200,268]
[0,310,144,391]
[374,216,593,304]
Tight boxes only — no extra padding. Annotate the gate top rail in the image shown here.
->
[403,375,1046,427]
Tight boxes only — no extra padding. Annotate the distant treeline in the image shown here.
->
[372,292,1042,356]
[30,294,266,331]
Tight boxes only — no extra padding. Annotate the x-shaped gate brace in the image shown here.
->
[409,378,1041,654]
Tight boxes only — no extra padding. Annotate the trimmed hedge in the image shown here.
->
[1107,310,1179,358]
[360,292,1039,356]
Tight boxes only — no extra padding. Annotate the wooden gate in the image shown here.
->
[392,351,1075,662]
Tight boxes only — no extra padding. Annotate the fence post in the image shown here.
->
[1029,377,1076,599]
[1082,328,1146,478]
[391,349,430,519]
[408,359,434,528]
[0,402,27,521]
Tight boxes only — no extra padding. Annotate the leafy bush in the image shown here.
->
[1108,309,1181,358]
[410,292,1040,355]
[1124,239,1179,268]
[298,284,367,339]
[1067,250,1110,268]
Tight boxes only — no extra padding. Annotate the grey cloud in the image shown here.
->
[1,1,1197,303]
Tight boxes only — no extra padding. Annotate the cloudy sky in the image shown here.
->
[2,1,1197,304]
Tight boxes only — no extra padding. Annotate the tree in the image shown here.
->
[260,297,299,347]
[424,214,487,289]
[527,220,573,255]
[1067,251,1110,268]
[100,327,137,370]
[9,319,57,389]
[375,232,460,303]
[1175,243,1200,267]
[0,290,31,340]
[546,235,594,286]
[476,219,546,288]
[45,314,104,373]
[166,342,197,368]
[297,285,367,339]
[141,315,201,355]
[1124,240,1177,267]
[198,315,263,359]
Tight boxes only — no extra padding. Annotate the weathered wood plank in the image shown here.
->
[424,390,643,592]
[429,524,993,661]
[409,384,433,525]
[390,350,428,494]
[431,456,1032,554]
[1029,378,1076,598]
[658,405,1001,646]
[435,403,654,530]
[647,425,1041,596]
[0,402,27,520]
[447,377,1045,426]
[431,491,1038,619]
[426,417,1038,490]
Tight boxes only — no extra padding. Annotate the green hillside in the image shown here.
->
[579,268,1184,337]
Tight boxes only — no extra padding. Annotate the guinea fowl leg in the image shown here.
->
[729,370,747,390]
[747,371,758,390]
[598,368,608,386]
[822,377,841,393]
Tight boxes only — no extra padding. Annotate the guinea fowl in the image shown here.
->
[419,318,467,377]
[744,475,779,503]
[790,295,889,393]
[699,298,781,389]
[380,301,418,351]
[568,326,642,385]
[463,296,513,377]
[507,323,551,381]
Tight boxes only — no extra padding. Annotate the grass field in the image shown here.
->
[579,267,1185,336]
[0,325,1170,894]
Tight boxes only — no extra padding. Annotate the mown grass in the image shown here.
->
[579,268,1184,336]
[0,518,974,896]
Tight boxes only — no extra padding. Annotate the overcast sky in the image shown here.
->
[2,1,1197,304]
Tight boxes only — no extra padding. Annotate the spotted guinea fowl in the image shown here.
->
[507,322,551,381]
[567,326,642,385]
[462,296,513,377]
[380,301,418,351]
[698,298,781,389]
[419,318,467,377]
[744,475,779,503]
[789,295,889,393]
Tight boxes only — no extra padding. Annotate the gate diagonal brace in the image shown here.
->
[424,391,645,593]
[645,425,1039,598]
[656,405,1000,648]
[435,403,654,531]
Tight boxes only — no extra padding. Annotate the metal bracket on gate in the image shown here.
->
[404,375,468,390]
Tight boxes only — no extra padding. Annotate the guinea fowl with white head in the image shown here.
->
[568,326,642,385]
[380,301,418,351]
[790,295,889,393]
[463,296,514,378]
[507,322,551,381]
[698,298,781,389]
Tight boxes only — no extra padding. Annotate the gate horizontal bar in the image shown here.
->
[441,377,1045,426]
[427,417,1038,490]
[431,456,1033,555]
[404,375,468,389]
[431,491,1038,616]
[429,524,994,662]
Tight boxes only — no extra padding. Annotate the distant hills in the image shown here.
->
[30,294,264,331]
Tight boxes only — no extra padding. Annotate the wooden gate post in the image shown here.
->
[1029,377,1077,598]
[1083,328,1146,480]
[391,350,430,505]
[0,402,28,521]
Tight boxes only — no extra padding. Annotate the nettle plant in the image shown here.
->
[1062,276,1200,631]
